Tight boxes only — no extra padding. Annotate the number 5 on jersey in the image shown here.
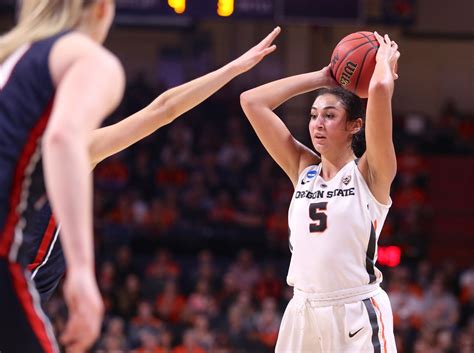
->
[309,202,328,233]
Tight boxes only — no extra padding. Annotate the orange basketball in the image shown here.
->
[330,31,379,98]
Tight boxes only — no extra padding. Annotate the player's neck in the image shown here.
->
[320,152,355,180]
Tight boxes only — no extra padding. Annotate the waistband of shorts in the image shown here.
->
[293,283,381,307]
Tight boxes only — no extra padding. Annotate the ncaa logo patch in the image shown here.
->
[301,168,319,185]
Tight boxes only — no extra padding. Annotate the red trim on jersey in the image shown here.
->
[0,101,53,258]
[9,262,56,353]
[371,297,387,353]
[27,216,57,272]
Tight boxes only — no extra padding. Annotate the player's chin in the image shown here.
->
[313,141,326,154]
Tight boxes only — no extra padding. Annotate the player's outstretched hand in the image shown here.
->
[374,31,400,80]
[230,26,281,74]
[61,269,104,353]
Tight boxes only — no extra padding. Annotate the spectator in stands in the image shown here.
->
[226,249,261,292]
[129,300,163,347]
[136,328,163,353]
[252,297,281,349]
[173,329,206,353]
[99,317,129,352]
[192,314,215,351]
[422,276,459,330]
[155,280,187,323]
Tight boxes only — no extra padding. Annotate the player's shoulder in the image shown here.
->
[49,31,123,85]
[53,31,119,65]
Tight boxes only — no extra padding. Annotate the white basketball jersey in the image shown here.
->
[287,160,391,294]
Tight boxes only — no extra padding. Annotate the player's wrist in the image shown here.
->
[313,69,333,88]
[67,261,95,275]
[224,60,244,77]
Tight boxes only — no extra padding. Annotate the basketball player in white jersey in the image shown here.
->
[240,32,400,352]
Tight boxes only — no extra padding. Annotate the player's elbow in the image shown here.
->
[159,99,177,124]
[148,96,176,125]
[368,79,393,98]
[240,90,258,112]
[240,91,250,107]
[43,128,80,153]
[43,127,68,144]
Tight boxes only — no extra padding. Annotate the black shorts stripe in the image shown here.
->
[363,298,381,353]
[288,228,293,253]
[365,222,377,283]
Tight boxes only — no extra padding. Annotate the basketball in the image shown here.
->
[330,31,380,98]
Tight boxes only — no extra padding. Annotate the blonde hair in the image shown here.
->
[0,0,95,62]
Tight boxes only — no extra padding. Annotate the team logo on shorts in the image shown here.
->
[342,175,351,185]
[301,168,318,185]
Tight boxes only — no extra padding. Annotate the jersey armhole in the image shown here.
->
[354,162,392,209]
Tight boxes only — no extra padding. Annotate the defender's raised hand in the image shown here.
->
[230,26,281,74]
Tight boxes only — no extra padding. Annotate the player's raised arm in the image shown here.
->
[240,66,336,186]
[88,27,281,166]
[359,32,399,204]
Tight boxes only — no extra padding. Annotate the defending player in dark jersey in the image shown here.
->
[0,1,124,352]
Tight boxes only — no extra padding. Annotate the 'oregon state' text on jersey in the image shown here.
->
[287,160,391,295]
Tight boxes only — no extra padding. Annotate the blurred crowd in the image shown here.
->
[44,74,474,353]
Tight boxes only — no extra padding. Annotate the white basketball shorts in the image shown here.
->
[275,287,396,353]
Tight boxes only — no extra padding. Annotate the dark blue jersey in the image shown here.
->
[0,33,66,264]
[0,32,70,353]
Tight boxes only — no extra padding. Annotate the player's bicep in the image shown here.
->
[240,97,317,185]
[357,151,393,206]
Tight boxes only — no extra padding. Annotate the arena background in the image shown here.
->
[0,0,473,352]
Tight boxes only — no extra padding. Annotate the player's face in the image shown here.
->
[309,94,353,155]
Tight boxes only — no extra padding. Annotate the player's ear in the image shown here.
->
[93,0,108,20]
[350,117,363,135]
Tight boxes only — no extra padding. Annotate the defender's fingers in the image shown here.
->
[261,45,277,56]
[259,26,281,48]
